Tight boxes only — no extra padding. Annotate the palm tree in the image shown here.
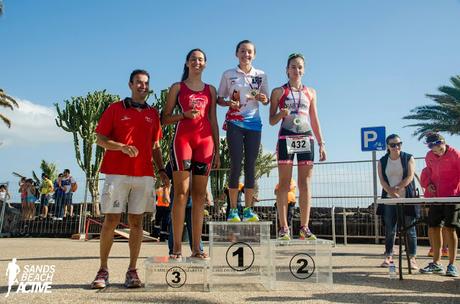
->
[0,89,19,128]
[403,75,460,139]
[0,1,4,16]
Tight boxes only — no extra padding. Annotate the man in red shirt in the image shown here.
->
[90,69,169,289]
[419,133,459,277]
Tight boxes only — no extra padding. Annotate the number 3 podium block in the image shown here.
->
[144,256,209,291]
[208,222,271,291]
[270,239,333,290]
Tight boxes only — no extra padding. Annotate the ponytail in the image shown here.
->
[181,64,189,81]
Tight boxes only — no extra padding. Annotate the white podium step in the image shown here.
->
[144,256,209,291]
[208,222,271,291]
[270,239,333,290]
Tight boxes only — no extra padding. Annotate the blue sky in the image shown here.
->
[1,0,460,189]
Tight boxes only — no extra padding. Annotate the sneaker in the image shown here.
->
[242,207,259,222]
[299,226,317,240]
[278,226,291,240]
[381,256,393,268]
[227,208,241,222]
[91,268,109,289]
[419,262,445,275]
[442,247,449,257]
[445,264,459,277]
[124,268,142,288]
[428,247,433,257]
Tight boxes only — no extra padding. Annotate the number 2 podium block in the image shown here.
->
[270,239,333,290]
[208,222,271,291]
[144,256,209,291]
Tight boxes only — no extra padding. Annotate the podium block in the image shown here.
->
[208,222,271,291]
[270,239,333,290]
[144,256,209,291]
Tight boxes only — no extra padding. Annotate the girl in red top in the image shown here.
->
[162,49,220,259]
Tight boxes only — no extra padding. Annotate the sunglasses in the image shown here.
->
[427,140,444,149]
[388,142,402,148]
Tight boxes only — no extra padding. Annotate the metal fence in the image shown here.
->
[0,157,433,243]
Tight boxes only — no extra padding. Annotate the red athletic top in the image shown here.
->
[176,82,212,132]
[425,145,460,197]
[96,100,162,177]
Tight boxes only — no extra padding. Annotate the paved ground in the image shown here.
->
[0,238,459,304]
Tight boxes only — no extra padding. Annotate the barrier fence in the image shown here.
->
[0,157,434,243]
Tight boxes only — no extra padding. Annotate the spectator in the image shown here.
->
[419,133,459,277]
[275,179,297,229]
[377,134,419,270]
[0,184,11,205]
[18,177,28,220]
[25,179,37,220]
[61,169,77,218]
[420,167,449,257]
[39,173,54,219]
[153,185,170,241]
[53,174,65,220]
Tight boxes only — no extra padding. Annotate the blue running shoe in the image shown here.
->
[419,262,445,275]
[243,207,259,222]
[446,264,459,277]
[227,208,241,222]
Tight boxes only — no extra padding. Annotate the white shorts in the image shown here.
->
[100,175,155,215]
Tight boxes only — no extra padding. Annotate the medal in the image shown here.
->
[250,89,258,97]
[293,117,301,126]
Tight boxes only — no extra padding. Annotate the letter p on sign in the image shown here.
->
[361,127,386,151]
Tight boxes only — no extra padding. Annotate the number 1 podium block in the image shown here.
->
[144,256,209,291]
[208,222,271,291]
[270,239,333,290]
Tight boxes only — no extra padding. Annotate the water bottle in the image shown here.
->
[389,261,397,279]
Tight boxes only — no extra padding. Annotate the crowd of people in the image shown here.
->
[15,169,78,221]
[89,40,328,289]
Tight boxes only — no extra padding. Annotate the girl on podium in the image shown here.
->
[269,53,326,240]
[162,49,220,259]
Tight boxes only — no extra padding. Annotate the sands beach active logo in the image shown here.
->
[5,258,55,297]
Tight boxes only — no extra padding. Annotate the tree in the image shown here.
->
[150,89,176,166]
[252,144,277,195]
[403,75,460,139]
[55,90,119,207]
[32,160,58,184]
[0,89,19,128]
[0,1,4,16]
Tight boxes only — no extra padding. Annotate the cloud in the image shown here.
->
[0,98,71,147]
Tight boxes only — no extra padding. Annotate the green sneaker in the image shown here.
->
[243,207,259,222]
[299,226,317,240]
[419,262,445,275]
[278,226,291,240]
[227,208,241,222]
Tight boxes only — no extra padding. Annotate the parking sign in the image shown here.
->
[361,127,386,151]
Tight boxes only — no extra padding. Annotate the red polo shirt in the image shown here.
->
[96,100,162,177]
[425,145,460,197]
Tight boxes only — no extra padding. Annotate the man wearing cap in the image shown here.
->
[90,69,170,289]
[419,133,460,277]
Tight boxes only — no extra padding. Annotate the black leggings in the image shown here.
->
[227,122,261,189]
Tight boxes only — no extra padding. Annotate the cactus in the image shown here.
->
[55,90,119,205]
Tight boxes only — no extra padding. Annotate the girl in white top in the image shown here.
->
[217,40,269,222]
